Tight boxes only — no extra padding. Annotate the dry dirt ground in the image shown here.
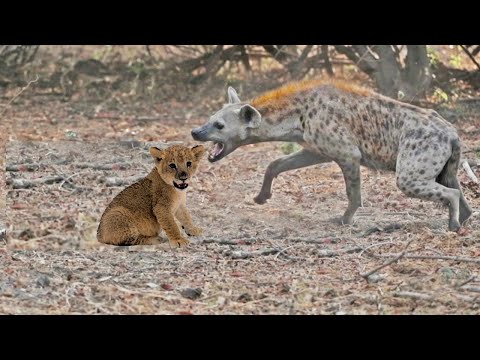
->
[1,86,480,314]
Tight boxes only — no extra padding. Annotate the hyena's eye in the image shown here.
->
[215,122,224,130]
[186,161,192,167]
[169,163,176,169]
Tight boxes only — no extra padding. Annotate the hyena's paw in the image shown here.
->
[448,220,461,233]
[341,216,355,226]
[182,226,203,237]
[329,215,354,225]
[169,236,190,249]
[253,191,271,205]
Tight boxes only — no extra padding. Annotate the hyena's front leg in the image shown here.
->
[176,203,203,236]
[254,149,330,204]
[338,158,362,225]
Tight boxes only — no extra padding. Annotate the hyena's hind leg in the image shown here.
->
[254,149,330,204]
[398,178,461,231]
[396,139,463,231]
[436,139,472,225]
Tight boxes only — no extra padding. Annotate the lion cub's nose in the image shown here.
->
[179,171,188,180]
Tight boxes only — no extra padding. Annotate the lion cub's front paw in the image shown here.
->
[182,225,203,237]
[169,237,190,248]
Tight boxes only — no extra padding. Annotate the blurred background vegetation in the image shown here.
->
[1,45,479,110]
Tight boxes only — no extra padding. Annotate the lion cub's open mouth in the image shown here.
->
[173,181,189,190]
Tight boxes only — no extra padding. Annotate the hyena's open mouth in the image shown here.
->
[173,181,189,190]
[208,142,225,162]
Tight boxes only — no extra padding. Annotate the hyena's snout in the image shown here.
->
[191,127,209,141]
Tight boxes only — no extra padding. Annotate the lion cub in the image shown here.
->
[97,144,206,247]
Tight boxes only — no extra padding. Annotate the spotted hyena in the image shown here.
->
[191,79,472,231]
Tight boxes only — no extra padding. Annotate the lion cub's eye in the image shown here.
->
[186,161,192,167]
[169,163,176,169]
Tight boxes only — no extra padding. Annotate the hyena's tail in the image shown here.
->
[436,138,461,188]
[436,138,472,224]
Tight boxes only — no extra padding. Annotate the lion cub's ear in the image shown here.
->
[191,145,206,161]
[149,147,164,162]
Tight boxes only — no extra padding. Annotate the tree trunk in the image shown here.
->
[334,45,432,101]
[401,45,431,100]
[374,45,402,98]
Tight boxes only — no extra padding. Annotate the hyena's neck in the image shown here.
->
[248,103,305,143]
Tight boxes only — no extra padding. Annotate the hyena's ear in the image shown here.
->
[149,147,164,162]
[191,145,206,161]
[239,104,261,128]
[228,86,241,104]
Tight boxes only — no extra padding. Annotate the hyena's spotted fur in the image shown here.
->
[192,79,472,231]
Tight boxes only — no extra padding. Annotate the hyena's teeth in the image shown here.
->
[210,142,224,157]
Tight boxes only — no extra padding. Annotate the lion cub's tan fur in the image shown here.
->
[97,145,206,247]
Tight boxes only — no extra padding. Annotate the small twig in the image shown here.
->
[114,285,168,299]
[314,246,365,257]
[456,276,477,288]
[457,98,480,103]
[357,223,403,238]
[460,286,480,294]
[135,116,165,122]
[198,292,223,303]
[357,212,425,217]
[6,159,70,171]
[227,248,280,260]
[201,238,254,245]
[274,245,297,260]
[452,293,480,303]
[374,253,480,264]
[459,157,480,170]
[50,165,78,189]
[360,239,414,279]
[76,163,130,171]
[365,45,380,60]
[358,239,395,257]
[237,296,272,307]
[104,175,144,187]
[20,233,67,242]
[0,74,39,115]
[6,164,44,172]
[285,236,344,244]
[7,162,132,172]
[395,291,478,304]
[58,173,80,189]
[462,160,479,184]
[393,291,434,301]
[6,176,66,189]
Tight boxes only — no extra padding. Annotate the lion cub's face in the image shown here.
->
[149,145,206,191]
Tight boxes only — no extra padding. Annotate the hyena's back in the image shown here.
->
[302,85,459,172]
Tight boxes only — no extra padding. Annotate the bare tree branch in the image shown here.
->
[360,239,414,279]
[460,45,480,71]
